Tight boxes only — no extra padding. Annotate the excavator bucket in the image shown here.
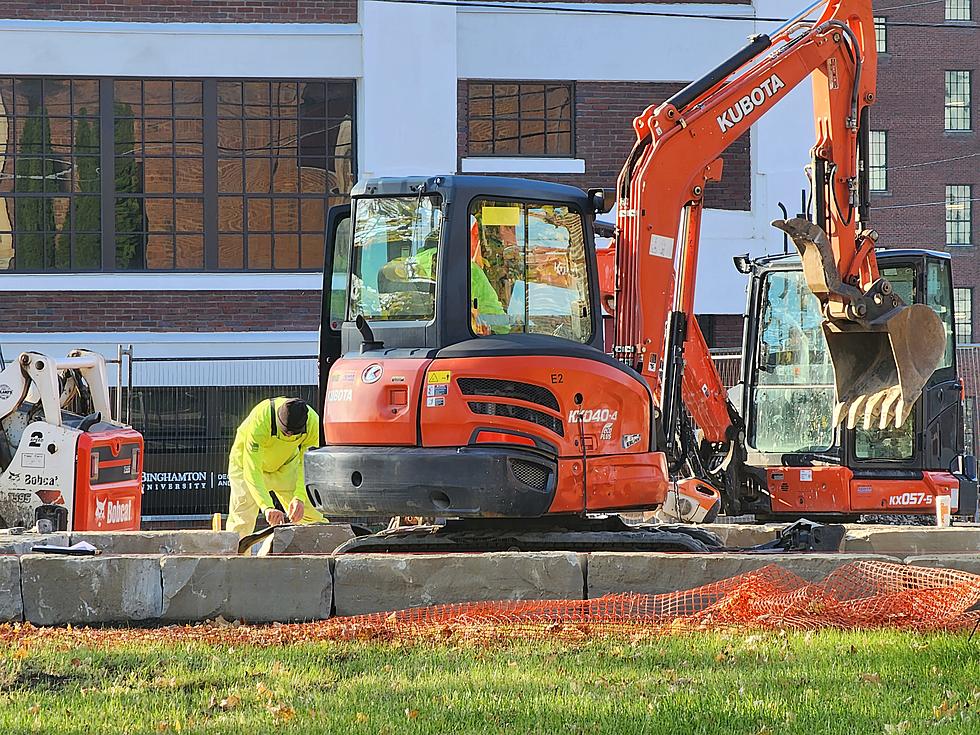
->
[772,218,946,431]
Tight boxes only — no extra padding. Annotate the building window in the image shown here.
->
[946,0,972,21]
[947,185,973,246]
[945,70,972,131]
[955,287,973,344]
[874,16,887,53]
[0,77,355,273]
[467,82,573,157]
[868,130,887,191]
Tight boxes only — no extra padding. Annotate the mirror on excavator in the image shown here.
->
[772,218,946,431]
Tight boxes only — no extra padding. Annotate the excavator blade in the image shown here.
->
[823,305,945,430]
[772,217,946,430]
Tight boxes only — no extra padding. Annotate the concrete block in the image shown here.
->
[161,556,332,623]
[333,552,584,616]
[0,532,69,555]
[904,554,980,575]
[587,552,902,598]
[257,524,355,555]
[842,527,980,555]
[0,556,22,622]
[21,554,162,625]
[71,530,239,556]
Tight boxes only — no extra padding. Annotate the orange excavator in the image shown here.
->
[305,0,974,551]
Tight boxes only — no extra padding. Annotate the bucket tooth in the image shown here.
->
[878,389,902,430]
[846,394,868,431]
[862,389,890,430]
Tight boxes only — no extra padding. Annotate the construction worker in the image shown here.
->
[226,397,325,538]
[380,231,508,332]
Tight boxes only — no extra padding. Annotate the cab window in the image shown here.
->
[348,195,443,322]
[469,199,592,342]
[926,259,955,369]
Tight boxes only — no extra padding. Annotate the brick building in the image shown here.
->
[0,0,814,516]
[869,0,978,338]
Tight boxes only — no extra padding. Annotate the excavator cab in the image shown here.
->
[309,176,672,521]
[736,249,977,518]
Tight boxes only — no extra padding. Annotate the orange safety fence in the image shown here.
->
[1,561,979,648]
[322,561,980,642]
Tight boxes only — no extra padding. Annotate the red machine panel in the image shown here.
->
[419,355,652,458]
[767,466,852,514]
[768,465,959,515]
[73,428,143,531]
[550,452,670,513]
[848,472,959,514]
[324,357,430,446]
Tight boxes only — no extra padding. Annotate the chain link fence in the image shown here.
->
[114,352,317,521]
[114,346,980,521]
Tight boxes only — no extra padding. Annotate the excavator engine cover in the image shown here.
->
[773,218,946,430]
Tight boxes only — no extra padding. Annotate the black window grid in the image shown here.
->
[874,16,887,53]
[0,79,104,271]
[954,286,973,344]
[0,76,356,273]
[946,0,972,21]
[946,185,973,246]
[467,81,574,158]
[868,130,887,192]
[945,70,972,131]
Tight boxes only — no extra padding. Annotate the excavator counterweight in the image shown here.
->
[773,217,947,430]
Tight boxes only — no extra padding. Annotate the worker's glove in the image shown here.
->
[264,507,286,527]
[286,498,305,524]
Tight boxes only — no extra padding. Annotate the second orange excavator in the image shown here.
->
[304,0,975,551]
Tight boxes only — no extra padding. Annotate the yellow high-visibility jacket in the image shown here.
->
[228,397,320,511]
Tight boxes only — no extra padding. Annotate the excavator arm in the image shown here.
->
[611,0,944,458]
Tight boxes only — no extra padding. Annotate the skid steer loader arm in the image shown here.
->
[773,218,946,430]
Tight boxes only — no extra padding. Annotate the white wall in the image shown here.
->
[358,1,458,177]
[0,20,361,78]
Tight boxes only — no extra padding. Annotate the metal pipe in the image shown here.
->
[115,343,123,423]
[126,344,134,426]
[664,33,773,112]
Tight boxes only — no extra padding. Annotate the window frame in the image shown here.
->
[465,195,594,344]
[868,129,888,192]
[946,184,974,246]
[0,75,357,274]
[466,80,575,159]
[954,286,974,345]
[945,70,972,132]
[945,0,972,21]
[874,16,888,54]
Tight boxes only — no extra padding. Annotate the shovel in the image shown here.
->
[772,218,946,431]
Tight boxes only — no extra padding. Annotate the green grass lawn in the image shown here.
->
[1,628,979,734]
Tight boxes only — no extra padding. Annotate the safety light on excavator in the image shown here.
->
[473,430,539,449]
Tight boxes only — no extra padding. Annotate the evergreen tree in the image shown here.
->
[56,113,101,269]
[113,105,147,269]
[13,113,57,270]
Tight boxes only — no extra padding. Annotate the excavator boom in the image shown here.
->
[613,0,944,437]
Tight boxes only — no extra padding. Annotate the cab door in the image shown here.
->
[318,204,351,443]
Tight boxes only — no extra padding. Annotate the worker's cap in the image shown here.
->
[277,398,309,435]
